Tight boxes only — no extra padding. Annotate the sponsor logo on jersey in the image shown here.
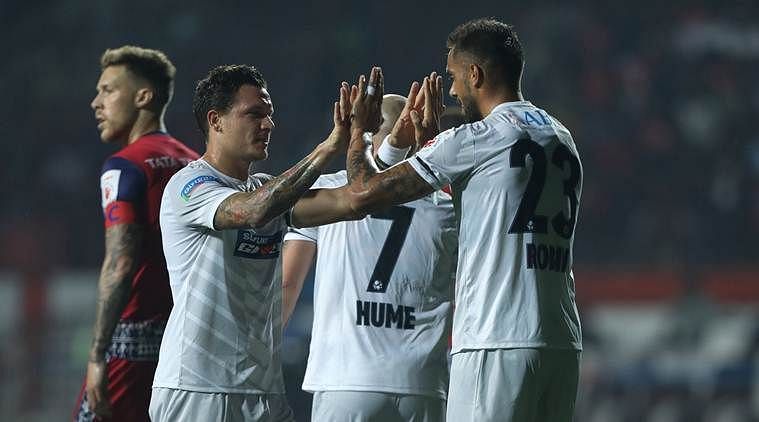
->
[145,156,193,169]
[421,138,436,149]
[234,230,283,259]
[100,169,121,208]
[356,300,416,329]
[522,110,550,126]
[180,175,221,201]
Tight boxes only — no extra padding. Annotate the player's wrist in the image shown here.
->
[377,135,411,167]
[350,126,369,138]
[386,132,406,148]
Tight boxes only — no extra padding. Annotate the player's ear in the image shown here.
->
[134,88,154,108]
[470,63,485,89]
[208,110,223,134]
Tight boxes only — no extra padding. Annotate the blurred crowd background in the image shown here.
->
[1,1,758,421]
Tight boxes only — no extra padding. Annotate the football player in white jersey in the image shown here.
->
[150,65,383,422]
[343,19,583,422]
[281,94,457,422]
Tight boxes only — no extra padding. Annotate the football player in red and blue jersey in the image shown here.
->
[73,46,198,422]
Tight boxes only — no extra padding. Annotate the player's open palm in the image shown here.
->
[327,82,352,150]
[388,81,421,150]
[85,360,113,418]
[350,66,384,133]
[410,72,444,148]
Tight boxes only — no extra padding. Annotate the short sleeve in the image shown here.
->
[284,226,318,243]
[165,171,239,230]
[407,126,476,190]
[100,157,146,227]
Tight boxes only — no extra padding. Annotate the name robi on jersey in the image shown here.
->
[356,300,416,330]
[526,243,570,272]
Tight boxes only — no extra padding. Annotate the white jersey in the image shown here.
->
[286,171,457,398]
[407,101,583,353]
[154,159,288,394]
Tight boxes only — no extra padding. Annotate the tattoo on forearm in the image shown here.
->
[215,149,329,229]
[89,223,142,361]
[347,148,378,185]
[346,135,434,209]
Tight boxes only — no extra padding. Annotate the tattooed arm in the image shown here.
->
[214,83,353,230]
[344,68,438,214]
[85,223,143,418]
[213,140,341,230]
[346,132,434,214]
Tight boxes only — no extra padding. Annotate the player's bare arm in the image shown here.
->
[291,185,365,228]
[345,68,439,214]
[86,222,143,418]
[281,240,317,325]
[214,144,337,230]
[214,84,352,230]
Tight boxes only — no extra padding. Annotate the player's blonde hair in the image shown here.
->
[101,45,176,110]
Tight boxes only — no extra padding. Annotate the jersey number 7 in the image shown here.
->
[365,206,415,293]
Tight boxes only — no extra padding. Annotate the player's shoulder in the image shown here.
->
[169,159,220,187]
[491,101,571,134]
[425,114,506,149]
[114,132,162,158]
[164,160,226,204]
[110,134,182,173]
[101,154,143,174]
[417,125,466,153]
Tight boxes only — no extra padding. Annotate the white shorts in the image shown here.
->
[312,391,445,422]
[447,348,580,422]
[149,387,295,422]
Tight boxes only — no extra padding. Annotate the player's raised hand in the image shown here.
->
[410,71,444,148]
[387,81,421,150]
[350,67,384,133]
[326,82,353,150]
[85,360,113,419]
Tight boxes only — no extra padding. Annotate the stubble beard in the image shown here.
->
[459,86,483,123]
[462,96,483,123]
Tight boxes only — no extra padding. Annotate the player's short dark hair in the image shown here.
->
[447,18,524,92]
[100,45,176,110]
[193,65,268,137]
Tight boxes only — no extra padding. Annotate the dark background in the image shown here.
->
[1,1,758,421]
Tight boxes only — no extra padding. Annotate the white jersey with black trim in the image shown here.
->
[286,171,457,398]
[407,101,583,354]
[154,159,289,394]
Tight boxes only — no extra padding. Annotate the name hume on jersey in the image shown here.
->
[356,300,416,330]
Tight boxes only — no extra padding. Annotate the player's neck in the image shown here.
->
[479,88,524,118]
[126,113,166,145]
[202,150,251,181]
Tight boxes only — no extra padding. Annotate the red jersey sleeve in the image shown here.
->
[100,157,147,228]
